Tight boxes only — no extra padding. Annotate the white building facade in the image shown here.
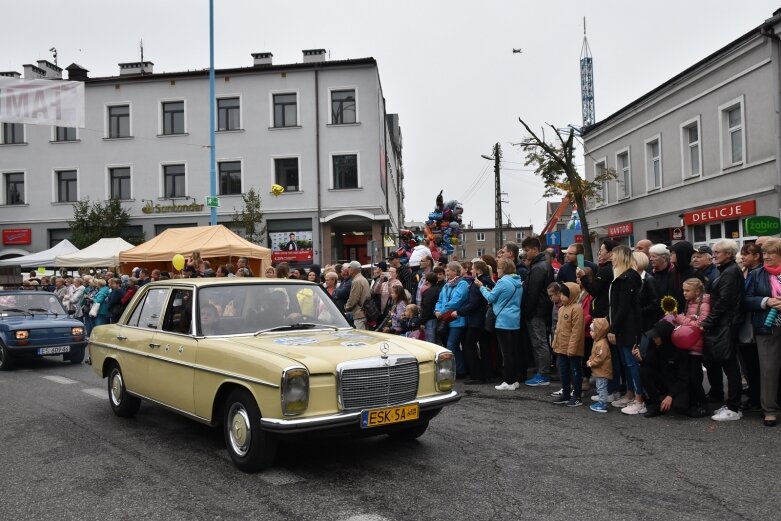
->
[583,11,781,252]
[0,50,404,266]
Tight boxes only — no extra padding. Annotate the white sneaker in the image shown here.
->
[551,388,564,397]
[621,400,647,415]
[611,396,632,408]
[495,381,520,391]
[594,391,622,402]
[711,406,742,421]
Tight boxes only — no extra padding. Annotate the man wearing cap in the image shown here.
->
[692,245,718,291]
[388,252,416,299]
[344,260,371,329]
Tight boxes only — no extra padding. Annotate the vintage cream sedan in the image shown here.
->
[88,278,459,472]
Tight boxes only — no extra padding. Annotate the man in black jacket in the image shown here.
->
[577,239,619,319]
[521,237,554,386]
[701,239,745,421]
[557,242,598,284]
[419,269,445,345]
[691,245,719,292]
[388,252,417,299]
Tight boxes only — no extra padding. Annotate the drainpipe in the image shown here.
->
[315,69,323,263]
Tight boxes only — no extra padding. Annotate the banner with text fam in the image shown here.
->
[0,77,85,128]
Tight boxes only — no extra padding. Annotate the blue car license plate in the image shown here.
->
[37,346,70,355]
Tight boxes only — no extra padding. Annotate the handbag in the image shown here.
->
[89,302,100,318]
[362,297,381,323]
[737,315,755,344]
[703,325,734,362]
[484,284,519,333]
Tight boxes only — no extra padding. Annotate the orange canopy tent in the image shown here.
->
[119,225,271,276]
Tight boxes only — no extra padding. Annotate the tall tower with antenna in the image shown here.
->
[580,17,595,127]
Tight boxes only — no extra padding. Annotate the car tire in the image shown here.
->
[66,347,85,364]
[107,364,141,417]
[0,343,13,371]
[387,420,430,441]
[223,389,277,473]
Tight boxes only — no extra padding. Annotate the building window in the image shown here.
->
[516,231,525,241]
[55,126,77,142]
[218,161,242,195]
[2,123,24,144]
[108,105,130,138]
[332,154,358,189]
[331,89,356,124]
[727,107,742,165]
[274,158,299,192]
[645,137,661,190]
[595,160,607,205]
[273,93,297,128]
[162,101,185,135]
[163,164,186,198]
[476,248,485,257]
[48,228,70,248]
[4,172,24,205]
[217,97,240,131]
[617,150,630,199]
[682,120,701,177]
[56,170,78,202]
[476,232,485,242]
[719,97,745,169]
[109,167,131,200]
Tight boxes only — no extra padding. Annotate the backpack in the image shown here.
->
[363,297,381,322]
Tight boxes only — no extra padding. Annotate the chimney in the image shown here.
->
[118,61,154,76]
[0,71,21,79]
[252,52,273,67]
[66,63,89,81]
[37,60,62,79]
[23,63,47,79]
[302,49,326,63]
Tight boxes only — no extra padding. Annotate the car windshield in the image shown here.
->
[0,293,67,315]
[197,282,351,336]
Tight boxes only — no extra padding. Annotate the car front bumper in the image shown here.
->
[6,341,88,356]
[260,390,461,434]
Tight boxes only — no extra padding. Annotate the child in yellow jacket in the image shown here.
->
[550,282,585,407]
[587,317,614,413]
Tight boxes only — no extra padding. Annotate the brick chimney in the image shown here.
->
[66,63,89,81]
[37,60,62,79]
[252,52,273,67]
[302,49,326,63]
[118,61,154,76]
[23,63,47,79]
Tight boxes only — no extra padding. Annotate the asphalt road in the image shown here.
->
[0,358,777,521]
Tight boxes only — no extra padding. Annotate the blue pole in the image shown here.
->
[208,0,217,225]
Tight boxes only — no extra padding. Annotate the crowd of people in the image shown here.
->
[18,237,781,428]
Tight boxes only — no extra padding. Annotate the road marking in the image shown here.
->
[42,375,78,385]
[82,388,105,399]
[258,468,305,486]
[344,516,391,521]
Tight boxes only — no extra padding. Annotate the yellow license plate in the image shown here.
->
[360,403,419,428]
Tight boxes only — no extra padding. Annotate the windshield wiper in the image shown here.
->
[28,307,59,315]
[254,323,340,336]
[0,307,33,316]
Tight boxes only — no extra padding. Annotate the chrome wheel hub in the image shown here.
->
[228,404,251,457]
[110,372,123,406]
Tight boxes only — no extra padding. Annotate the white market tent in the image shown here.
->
[55,237,135,267]
[0,239,79,268]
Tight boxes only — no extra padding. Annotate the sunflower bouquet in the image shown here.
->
[660,295,679,315]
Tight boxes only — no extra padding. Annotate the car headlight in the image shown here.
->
[281,367,309,416]
[72,326,84,336]
[15,330,29,340]
[435,351,456,391]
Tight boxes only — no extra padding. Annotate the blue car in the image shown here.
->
[0,291,88,370]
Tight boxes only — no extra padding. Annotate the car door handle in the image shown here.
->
[149,343,160,349]
[116,335,127,341]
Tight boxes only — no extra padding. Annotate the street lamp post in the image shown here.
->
[208,0,217,226]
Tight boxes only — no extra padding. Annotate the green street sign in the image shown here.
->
[744,216,780,236]
[205,196,220,208]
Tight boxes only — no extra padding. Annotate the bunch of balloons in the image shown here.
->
[422,190,464,261]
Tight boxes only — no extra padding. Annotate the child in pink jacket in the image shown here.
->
[672,278,710,354]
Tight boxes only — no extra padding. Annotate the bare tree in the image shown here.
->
[518,118,616,261]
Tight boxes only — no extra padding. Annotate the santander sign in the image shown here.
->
[683,200,756,225]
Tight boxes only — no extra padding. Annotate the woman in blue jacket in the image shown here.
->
[92,279,111,327]
[435,262,470,376]
[477,257,523,390]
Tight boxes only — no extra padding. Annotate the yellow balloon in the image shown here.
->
[172,254,185,271]
[271,184,285,197]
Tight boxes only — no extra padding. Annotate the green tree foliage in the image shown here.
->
[518,118,616,261]
[231,188,267,244]
[68,198,142,249]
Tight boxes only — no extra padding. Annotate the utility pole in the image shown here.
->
[493,142,502,254]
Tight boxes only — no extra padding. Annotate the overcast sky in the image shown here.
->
[5,0,780,232]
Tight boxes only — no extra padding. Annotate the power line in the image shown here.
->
[458,161,492,202]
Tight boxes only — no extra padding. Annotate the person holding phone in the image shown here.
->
[557,243,598,284]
